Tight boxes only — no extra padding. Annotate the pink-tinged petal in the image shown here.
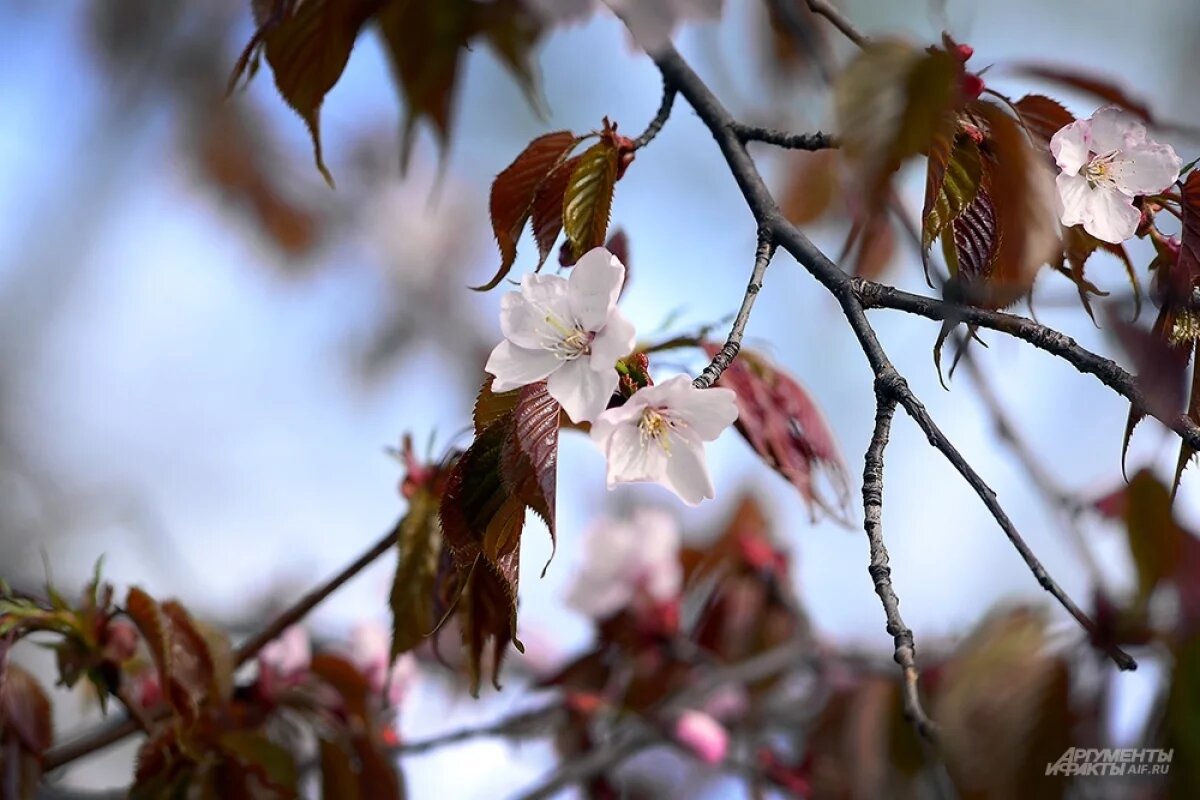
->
[1050,119,1091,175]
[1082,186,1141,244]
[1110,142,1182,196]
[591,396,648,445]
[547,357,618,423]
[603,423,669,487]
[674,386,738,440]
[259,625,311,677]
[500,291,550,350]
[566,571,633,619]
[1090,106,1145,152]
[588,308,636,369]
[485,340,561,391]
[1055,173,1092,228]
[663,434,715,505]
[386,653,418,707]
[673,710,729,765]
[630,508,683,599]
[568,247,624,330]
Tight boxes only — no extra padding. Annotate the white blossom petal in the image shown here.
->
[485,340,561,391]
[1050,119,1091,175]
[1082,186,1141,244]
[603,422,669,487]
[565,509,682,619]
[547,357,618,422]
[567,247,624,331]
[1090,106,1144,152]
[1055,173,1092,228]
[1110,142,1182,195]
[669,385,738,440]
[588,308,636,369]
[663,432,715,506]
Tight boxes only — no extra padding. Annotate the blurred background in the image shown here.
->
[2,0,1199,795]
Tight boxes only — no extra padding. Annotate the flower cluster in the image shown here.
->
[485,247,738,506]
[1051,106,1182,244]
[565,507,682,620]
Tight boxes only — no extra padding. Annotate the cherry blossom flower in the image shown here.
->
[591,375,738,505]
[258,625,311,679]
[565,508,682,619]
[673,710,729,765]
[484,247,636,423]
[1051,106,1182,244]
[348,622,418,707]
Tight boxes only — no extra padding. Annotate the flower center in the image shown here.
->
[1082,150,1120,189]
[638,407,675,453]
[537,307,593,360]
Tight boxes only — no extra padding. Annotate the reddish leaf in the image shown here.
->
[125,588,220,723]
[480,130,580,291]
[1011,64,1154,121]
[531,154,581,268]
[944,185,998,286]
[439,381,560,690]
[707,346,852,525]
[231,0,378,187]
[1175,344,1200,493]
[1011,94,1073,152]
[563,137,619,260]
[0,664,52,756]
[853,215,897,281]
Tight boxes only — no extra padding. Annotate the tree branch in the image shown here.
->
[861,384,938,741]
[651,44,1136,673]
[733,123,836,151]
[852,278,1200,452]
[633,77,676,151]
[694,229,775,388]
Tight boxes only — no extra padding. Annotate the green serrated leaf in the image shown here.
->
[389,487,443,659]
[923,133,982,253]
[563,140,619,260]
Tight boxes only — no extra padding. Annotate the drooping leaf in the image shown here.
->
[476,0,545,110]
[530,153,581,267]
[934,608,1070,799]
[1011,94,1073,152]
[480,130,580,290]
[438,381,560,690]
[379,0,478,171]
[217,730,300,796]
[563,138,619,260]
[125,588,219,723]
[1121,470,1182,605]
[834,39,965,216]
[1175,344,1200,494]
[852,214,897,281]
[707,345,852,526]
[1163,637,1200,797]
[231,0,379,187]
[389,485,443,659]
[922,129,983,257]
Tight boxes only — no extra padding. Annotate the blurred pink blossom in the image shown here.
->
[565,508,682,619]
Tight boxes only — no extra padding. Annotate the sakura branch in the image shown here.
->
[861,384,938,742]
[632,77,677,151]
[805,0,868,47]
[693,230,775,389]
[733,124,836,151]
[650,44,1137,674]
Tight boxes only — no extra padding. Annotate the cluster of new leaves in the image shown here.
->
[481,120,636,290]
[0,579,406,799]
[230,0,544,185]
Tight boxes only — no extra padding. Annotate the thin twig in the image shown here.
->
[394,703,564,757]
[958,346,1102,581]
[232,518,404,666]
[633,77,677,151]
[861,382,938,741]
[694,229,776,388]
[733,124,837,151]
[806,0,868,47]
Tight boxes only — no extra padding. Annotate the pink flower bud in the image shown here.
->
[673,710,729,765]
